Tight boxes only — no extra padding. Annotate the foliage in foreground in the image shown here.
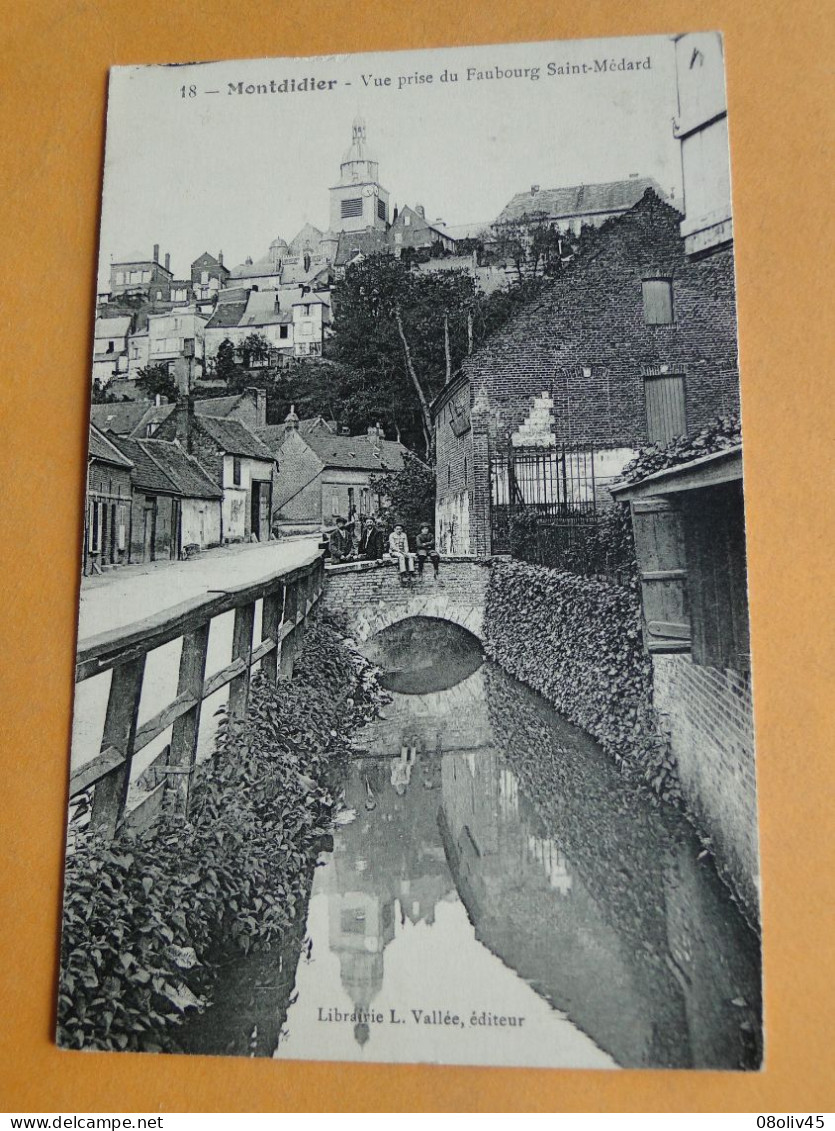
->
[58,616,383,1052]
[484,560,680,804]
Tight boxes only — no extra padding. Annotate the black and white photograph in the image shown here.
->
[60,32,762,1069]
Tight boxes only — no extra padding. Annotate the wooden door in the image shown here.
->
[630,496,691,653]
[143,501,156,562]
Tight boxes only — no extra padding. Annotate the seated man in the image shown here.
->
[359,517,384,561]
[415,523,441,579]
[328,516,353,563]
[388,524,416,582]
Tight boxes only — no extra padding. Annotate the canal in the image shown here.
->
[178,617,762,1070]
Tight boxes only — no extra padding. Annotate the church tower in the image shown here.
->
[329,115,390,234]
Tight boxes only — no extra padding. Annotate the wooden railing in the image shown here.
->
[70,552,326,841]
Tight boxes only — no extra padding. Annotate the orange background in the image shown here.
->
[1,0,833,1114]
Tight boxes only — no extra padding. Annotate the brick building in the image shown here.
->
[612,32,759,923]
[84,425,134,574]
[433,189,741,557]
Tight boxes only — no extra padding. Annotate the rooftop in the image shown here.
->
[88,424,134,469]
[496,177,667,225]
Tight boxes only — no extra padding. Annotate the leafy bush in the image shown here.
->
[620,413,741,484]
[484,560,679,803]
[509,504,637,581]
[58,615,383,1052]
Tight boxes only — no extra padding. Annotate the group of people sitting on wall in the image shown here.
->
[327,513,441,584]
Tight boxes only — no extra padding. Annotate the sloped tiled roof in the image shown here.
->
[90,402,149,436]
[238,290,293,327]
[206,300,248,330]
[496,178,666,224]
[89,424,134,468]
[198,417,275,461]
[132,404,176,436]
[94,316,132,338]
[112,437,180,494]
[301,430,406,472]
[334,228,390,267]
[256,417,336,454]
[139,441,222,499]
[194,393,255,419]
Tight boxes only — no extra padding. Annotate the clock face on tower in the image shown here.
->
[362,185,375,197]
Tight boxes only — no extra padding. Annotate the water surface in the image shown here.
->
[179,619,762,1069]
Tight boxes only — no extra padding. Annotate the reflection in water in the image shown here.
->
[360,616,484,694]
[179,622,762,1069]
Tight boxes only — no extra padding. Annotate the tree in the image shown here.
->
[212,338,245,386]
[488,212,564,279]
[330,255,477,458]
[135,362,177,403]
[370,452,436,534]
[91,379,123,404]
[238,332,272,369]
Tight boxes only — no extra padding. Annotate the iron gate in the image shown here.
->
[490,441,608,572]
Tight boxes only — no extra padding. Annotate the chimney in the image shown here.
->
[164,252,170,272]
[255,388,267,427]
[415,204,425,219]
[284,404,299,430]
[172,398,195,454]
[153,243,159,263]
[218,250,224,266]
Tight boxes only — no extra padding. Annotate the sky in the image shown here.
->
[98,34,684,288]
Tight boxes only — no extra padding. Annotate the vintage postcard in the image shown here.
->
[60,34,762,1069]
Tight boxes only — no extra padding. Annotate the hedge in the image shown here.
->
[483,559,679,802]
[58,614,384,1053]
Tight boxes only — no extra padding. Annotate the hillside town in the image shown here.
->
[68,33,762,1067]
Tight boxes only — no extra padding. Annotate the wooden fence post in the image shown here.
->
[293,571,311,653]
[279,580,300,679]
[165,622,210,819]
[228,601,256,723]
[261,584,284,686]
[90,656,146,839]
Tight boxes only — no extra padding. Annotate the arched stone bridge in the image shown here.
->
[320,557,490,643]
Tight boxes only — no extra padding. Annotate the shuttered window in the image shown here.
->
[377,198,387,221]
[630,497,691,653]
[645,373,687,444]
[642,278,674,324]
[341,198,363,218]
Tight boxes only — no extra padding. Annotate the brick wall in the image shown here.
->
[652,653,759,923]
[435,375,475,553]
[129,491,175,561]
[435,191,742,558]
[321,558,489,642]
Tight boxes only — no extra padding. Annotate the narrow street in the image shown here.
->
[77,535,321,641]
[71,536,321,777]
